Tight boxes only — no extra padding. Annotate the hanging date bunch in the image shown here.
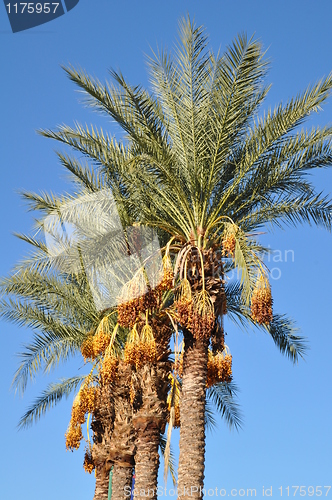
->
[93,326,112,357]
[83,447,94,474]
[80,330,95,361]
[174,245,216,340]
[191,289,215,340]
[124,319,157,369]
[175,278,193,329]
[251,272,273,325]
[99,351,119,386]
[65,421,83,451]
[206,349,233,387]
[139,320,157,363]
[80,317,113,361]
[117,272,158,328]
[65,378,96,450]
[221,222,238,258]
[174,349,184,378]
[159,254,174,291]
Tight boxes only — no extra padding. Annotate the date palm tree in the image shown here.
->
[37,15,332,499]
[0,188,241,499]
[4,14,331,499]
[0,243,240,499]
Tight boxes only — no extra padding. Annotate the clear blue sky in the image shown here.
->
[1,1,332,499]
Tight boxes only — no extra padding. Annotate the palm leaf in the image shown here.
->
[18,375,89,429]
[207,381,243,431]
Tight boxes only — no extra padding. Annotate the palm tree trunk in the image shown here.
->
[132,416,161,499]
[108,396,135,499]
[132,365,168,500]
[93,465,110,500]
[111,465,133,500]
[177,329,208,500]
[92,384,115,500]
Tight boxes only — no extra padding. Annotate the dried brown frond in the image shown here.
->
[173,402,180,428]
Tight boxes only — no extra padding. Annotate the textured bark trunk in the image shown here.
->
[92,385,115,500]
[132,419,161,499]
[93,465,110,500]
[132,364,168,500]
[177,329,208,500]
[111,464,133,500]
[108,400,135,498]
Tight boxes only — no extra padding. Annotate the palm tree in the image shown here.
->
[0,258,124,499]
[0,199,245,499]
[1,174,243,498]
[0,232,241,500]
[4,14,330,498]
[37,15,332,498]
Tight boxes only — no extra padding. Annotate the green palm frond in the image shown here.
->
[232,228,263,305]
[19,190,65,214]
[0,267,96,394]
[11,331,82,394]
[207,381,243,431]
[42,19,332,246]
[0,268,98,324]
[225,281,307,363]
[18,375,89,429]
[233,126,332,209]
[207,74,332,227]
[56,152,104,192]
[205,399,217,431]
[62,64,166,150]
[39,124,143,227]
[265,314,307,363]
